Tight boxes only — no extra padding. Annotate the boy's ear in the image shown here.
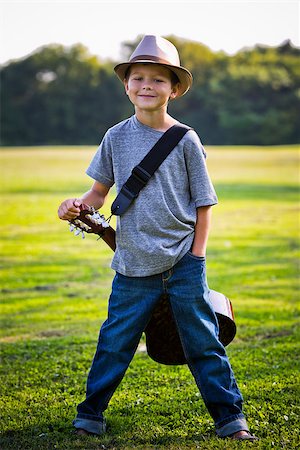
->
[170,83,180,100]
[123,79,129,95]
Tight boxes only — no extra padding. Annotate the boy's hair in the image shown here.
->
[124,64,180,87]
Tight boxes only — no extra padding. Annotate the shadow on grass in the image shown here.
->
[0,422,226,450]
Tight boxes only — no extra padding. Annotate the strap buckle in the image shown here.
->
[131,165,151,186]
[111,187,138,216]
[111,167,150,216]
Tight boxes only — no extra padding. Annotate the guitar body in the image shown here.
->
[69,204,236,365]
[145,290,236,365]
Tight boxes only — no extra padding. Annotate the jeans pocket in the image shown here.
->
[186,251,206,262]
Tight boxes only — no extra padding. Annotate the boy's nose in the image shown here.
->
[142,80,153,90]
[143,85,152,90]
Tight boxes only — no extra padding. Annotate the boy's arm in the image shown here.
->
[58,181,110,221]
[191,205,212,257]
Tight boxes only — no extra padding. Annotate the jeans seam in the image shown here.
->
[162,269,172,293]
[215,413,246,428]
[75,414,104,422]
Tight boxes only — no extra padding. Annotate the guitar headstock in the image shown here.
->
[68,203,110,239]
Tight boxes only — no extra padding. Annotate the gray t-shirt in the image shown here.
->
[86,115,218,276]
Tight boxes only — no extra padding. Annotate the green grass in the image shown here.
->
[0,145,299,449]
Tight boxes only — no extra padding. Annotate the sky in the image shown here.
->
[0,0,299,65]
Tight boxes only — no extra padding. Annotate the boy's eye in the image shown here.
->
[131,76,165,82]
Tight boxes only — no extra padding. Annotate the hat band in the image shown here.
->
[129,55,174,65]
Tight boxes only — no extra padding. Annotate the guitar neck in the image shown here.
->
[101,226,116,251]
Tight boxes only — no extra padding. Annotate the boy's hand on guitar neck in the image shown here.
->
[58,198,82,221]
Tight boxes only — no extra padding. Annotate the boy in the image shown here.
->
[58,35,257,441]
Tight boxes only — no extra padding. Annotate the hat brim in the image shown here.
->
[114,60,193,98]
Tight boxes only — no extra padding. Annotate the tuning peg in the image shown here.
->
[81,231,85,239]
[69,224,75,232]
[74,228,81,236]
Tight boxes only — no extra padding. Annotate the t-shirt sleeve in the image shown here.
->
[184,131,218,207]
[86,131,115,188]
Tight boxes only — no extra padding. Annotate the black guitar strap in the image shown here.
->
[111,124,191,216]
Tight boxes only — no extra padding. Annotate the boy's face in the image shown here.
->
[124,63,180,113]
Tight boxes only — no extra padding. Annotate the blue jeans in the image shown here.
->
[73,251,249,437]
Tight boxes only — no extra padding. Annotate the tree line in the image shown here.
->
[1,36,299,146]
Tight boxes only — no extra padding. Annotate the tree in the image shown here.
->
[1,38,299,145]
[0,44,129,145]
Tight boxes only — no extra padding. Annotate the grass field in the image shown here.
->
[0,145,299,449]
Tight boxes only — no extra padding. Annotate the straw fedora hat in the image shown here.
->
[114,35,193,98]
